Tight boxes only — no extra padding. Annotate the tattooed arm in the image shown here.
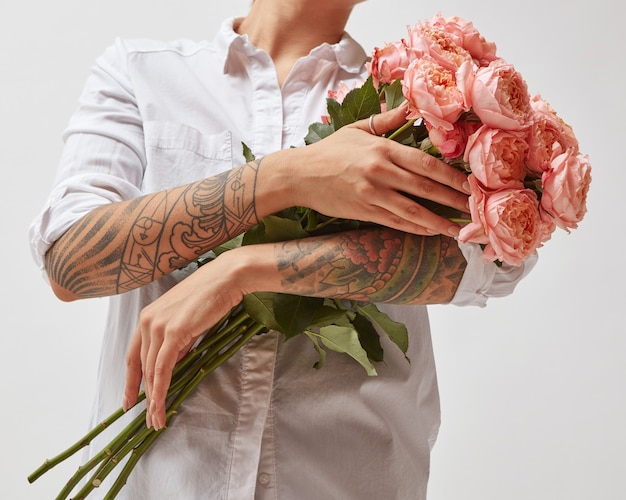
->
[126,226,467,428]
[45,160,268,301]
[270,228,466,305]
[45,105,470,301]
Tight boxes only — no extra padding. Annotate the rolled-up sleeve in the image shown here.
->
[28,39,146,276]
[449,241,538,307]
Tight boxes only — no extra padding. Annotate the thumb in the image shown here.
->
[355,100,409,136]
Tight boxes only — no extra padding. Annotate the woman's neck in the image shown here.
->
[236,0,356,85]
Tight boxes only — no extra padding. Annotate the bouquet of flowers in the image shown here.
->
[362,12,592,266]
[28,13,591,499]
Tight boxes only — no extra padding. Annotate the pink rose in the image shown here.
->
[459,175,542,266]
[322,80,365,123]
[321,81,364,124]
[464,125,529,189]
[405,20,474,74]
[427,13,498,67]
[540,149,592,231]
[327,81,362,104]
[471,58,532,131]
[402,57,469,131]
[427,118,480,159]
[526,94,579,174]
[370,40,412,89]
[538,210,557,245]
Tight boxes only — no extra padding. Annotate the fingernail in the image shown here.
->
[448,225,460,237]
[462,181,471,194]
[150,401,162,429]
[122,396,129,412]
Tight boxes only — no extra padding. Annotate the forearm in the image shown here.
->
[45,106,473,301]
[232,227,467,305]
[45,157,291,300]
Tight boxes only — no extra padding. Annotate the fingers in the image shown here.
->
[139,321,183,430]
[374,189,465,237]
[390,145,471,200]
[366,119,471,234]
[359,201,447,236]
[356,104,471,197]
[123,316,181,430]
[119,255,245,431]
[141,324,160,428]
[123,327,143,411]
[355,101,408,136]
[148,342,180,430]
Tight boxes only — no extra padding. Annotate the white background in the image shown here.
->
[1,1,623,499]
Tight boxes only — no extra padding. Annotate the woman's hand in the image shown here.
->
[274,103,471,237]
[122,253,253,430]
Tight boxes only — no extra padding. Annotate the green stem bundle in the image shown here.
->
[28,307,267,499]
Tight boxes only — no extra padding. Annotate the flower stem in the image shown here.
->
[28,309,251,486]
[27,405,134,484]
[53,410,148,499]
[387,119,416,141]
[64,422,155,500]
[30,306,265,500]
[102,322,266,498]
[103,427,163,500]
[312,216,340,230]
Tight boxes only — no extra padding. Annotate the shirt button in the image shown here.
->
[258,473,271,486]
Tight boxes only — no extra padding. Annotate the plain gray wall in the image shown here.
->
[2,1,623,498]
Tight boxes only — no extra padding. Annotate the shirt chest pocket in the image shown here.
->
[142,121,233,191]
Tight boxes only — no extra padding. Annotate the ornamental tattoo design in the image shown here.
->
[46,160,261,297]
[276,228,466,305]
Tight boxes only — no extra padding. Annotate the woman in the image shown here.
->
[30,0,535,497]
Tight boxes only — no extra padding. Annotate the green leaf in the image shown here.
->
[309,305,351,328]
[357,303,409,358]
[242,142,256,162]
[383,79,405,110]
[312,77,381,134]
[242,213,310,246]
[340,77,381,124]
[327,98,345,129]
[213,234,244,256]
[316,325,377,376]
[273,294,324,339]
[352,313,384,363]
[304,122,336,145]
[241,223,266,246]
[394,127,418,147]
[243,292,281,331]
[304,332,328,370]
[262,215,310,242]
[243,293,324,339]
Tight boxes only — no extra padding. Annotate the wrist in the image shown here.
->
[218,244,280,296]
[255,148,302,215]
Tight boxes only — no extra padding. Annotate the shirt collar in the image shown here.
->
[214,17,368,75]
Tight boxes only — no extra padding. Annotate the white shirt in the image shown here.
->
[29,18,536,500]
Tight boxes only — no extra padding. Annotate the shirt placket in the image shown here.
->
[225,332,280,499]
[248,51,284,155]
[225,46,283,500]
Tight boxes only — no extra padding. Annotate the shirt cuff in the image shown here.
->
[449,241,538,307]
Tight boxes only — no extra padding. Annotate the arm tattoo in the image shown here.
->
[276,228,467,305]
[46,160,261,297]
